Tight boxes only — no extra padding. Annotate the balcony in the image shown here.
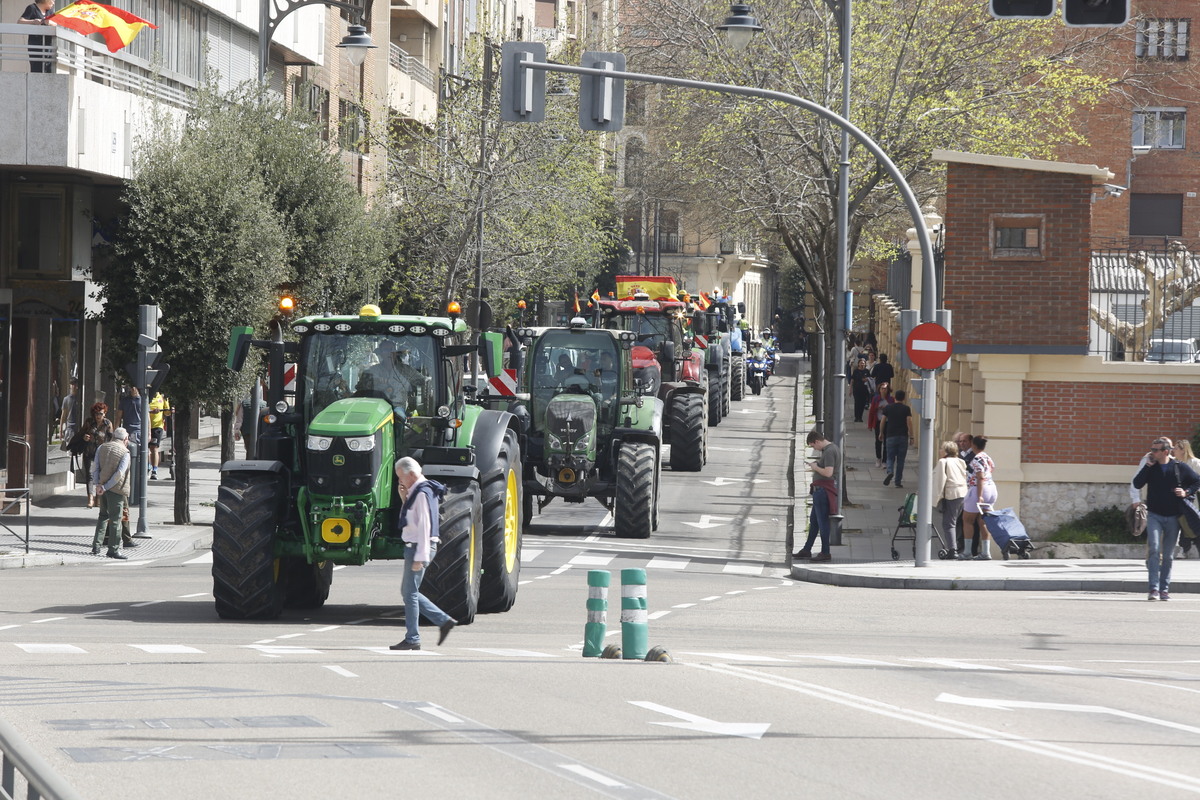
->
[387,43,436,126]
[390,0,438,28]
[0,25,192,179]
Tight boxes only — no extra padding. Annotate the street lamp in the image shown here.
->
[258,0,376,81]
[716,3,764,51]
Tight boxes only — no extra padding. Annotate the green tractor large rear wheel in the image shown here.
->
[479,428,522,613]
[421,480,483,624]
[668,393,706,472]
[614,442,655,539]
[212,472,286,620]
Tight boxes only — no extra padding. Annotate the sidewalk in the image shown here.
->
[785,354,1199,593]
[0,423,223,569]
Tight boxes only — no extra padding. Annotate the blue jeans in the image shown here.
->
[1145,511,1180,593]
[401,541,451,644]
[801,485,831,553]
[885,436,908,484]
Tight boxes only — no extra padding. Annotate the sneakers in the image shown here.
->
[810,552,832,563]
[1148,589,1160,601]
[956,552,971,561]
[883,473,893,486]
[150,471,158,480]
[973,553,991,561]
[1160,591,1171,601]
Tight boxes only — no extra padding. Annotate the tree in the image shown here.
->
[382,40,623,316]
[95,83,388,522]
[620,0,1115,409]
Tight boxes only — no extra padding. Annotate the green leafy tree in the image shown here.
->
[621,0,1114,409]
[96,83,387,522]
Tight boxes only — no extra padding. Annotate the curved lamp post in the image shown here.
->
[258,0,376,81]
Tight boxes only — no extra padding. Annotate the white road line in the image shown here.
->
[646,558,689,570]
[310,626,341,633]
[177,593,208,598]
[597,512,614,527]
[550,565,572,575]
[31,617,66,624]
[131,644,203,654]
[559,764,625,788]
[346,618,373,625]
[467,648,561,658]
[244,645,323,655]
[518,580,534,585]
[182,552,212,565]
[800,655,902,667]
[277,633,307,640]
[681,652,791,663]
[324,665,357,678]
[254,639,276,644]
[1016,664,1095,674]
[700,595,722,602]
[521,549,544,563]
[569,554,615,567]
[0,625,20,631]
[131,600,167,608]
[412,704,462,723]
[84,609,119,616]
[752,585,779,590]
[14,644,86,654]
[723,563,764,576]
[907,658,1010,671]
[672,603,696,609]
[647,610,672,620]
[725,590,746,596]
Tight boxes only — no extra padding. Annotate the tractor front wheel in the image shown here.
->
[615,442,655,539]
[212,471,286,620]
[421,480,483,624]
[730,355,745,401]
[479,428,523,614]
[668,393,706,472]
[284,558,333,609]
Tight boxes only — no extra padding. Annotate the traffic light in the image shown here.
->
[989,0,1054,18]
[578,51,626,132]
[1063,0,1128,26]
[500,42,547,123]
[125,303,170,393]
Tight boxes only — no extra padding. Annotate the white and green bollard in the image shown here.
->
[584,570,610,657]
[620,568,648,660]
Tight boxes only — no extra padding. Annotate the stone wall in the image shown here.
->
[1019,480,1131,539]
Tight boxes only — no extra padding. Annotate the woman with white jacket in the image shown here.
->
[933,440,968,559]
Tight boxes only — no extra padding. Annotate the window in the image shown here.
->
[338,100,368,154]
[1130,193,1183,236]
[1136,18,1189,60]
[13,187,68,276]
[1133,108,1186,149]
[990,214,1044,260]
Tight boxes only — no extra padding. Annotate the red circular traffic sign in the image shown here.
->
[905,322,953,370]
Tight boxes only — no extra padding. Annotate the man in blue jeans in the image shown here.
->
[881,390,913,488]
[1132,437,1200,601]
[794,430,840,562]
[389,457,457,650]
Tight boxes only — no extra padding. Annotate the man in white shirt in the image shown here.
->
[390,457,457,650]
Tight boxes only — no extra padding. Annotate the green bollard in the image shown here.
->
[621,568,648,660]
[583,570,610,657]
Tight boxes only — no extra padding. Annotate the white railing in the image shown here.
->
[0,24,196,109]
[389,42,435,90]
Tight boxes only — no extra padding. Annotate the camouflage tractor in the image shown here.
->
[212,304,523,624]
[595,282,707,472]
[510,321,661,538]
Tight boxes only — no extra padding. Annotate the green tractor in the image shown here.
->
[212,304,523,624]
[510,321,662,538]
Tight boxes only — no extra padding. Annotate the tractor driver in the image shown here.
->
[357,339,418,414]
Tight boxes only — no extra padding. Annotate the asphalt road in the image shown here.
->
[2,375,1200,799]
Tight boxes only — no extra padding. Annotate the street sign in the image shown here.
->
[905,322,952,370]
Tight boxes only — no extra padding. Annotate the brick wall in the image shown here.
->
[943,163,1093,351]
[1022,380,1200,464]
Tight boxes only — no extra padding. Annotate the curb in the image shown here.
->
[791,564,1198,593]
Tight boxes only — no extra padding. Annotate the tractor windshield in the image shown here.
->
[302,333,437,422]
[527,331,621,425]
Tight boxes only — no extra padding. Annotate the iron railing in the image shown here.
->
[1089,248,1200,360]
[0,716,83,800]
[2,436,31,554]
[389,43,436,90]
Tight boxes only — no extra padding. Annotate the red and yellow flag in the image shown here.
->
[52,1,155,53]
[615,275,677,300]
[696,292,713,310]
[572,291,581,314]
[591,289,601,303]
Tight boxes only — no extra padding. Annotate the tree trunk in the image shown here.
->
[173,404,191,525]
[220,404,235,465]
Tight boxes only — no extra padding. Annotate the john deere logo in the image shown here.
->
[332,455,345,466]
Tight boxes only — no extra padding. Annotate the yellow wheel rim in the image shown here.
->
[503,468,519,573]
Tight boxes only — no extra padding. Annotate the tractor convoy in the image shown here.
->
[213,278,759,621]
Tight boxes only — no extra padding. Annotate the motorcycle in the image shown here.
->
[746,355,768,395]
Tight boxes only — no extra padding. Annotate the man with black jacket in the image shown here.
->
[1132,437,1200,601]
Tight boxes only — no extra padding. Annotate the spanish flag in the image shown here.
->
[697,292,713,310]
[615,275,678,300]
[591,289,601,303]
[572,291,581,314]
[52,1,155,53]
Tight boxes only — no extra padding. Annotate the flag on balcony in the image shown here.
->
[51,1,156,53]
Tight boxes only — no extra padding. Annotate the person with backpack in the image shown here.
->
[390,457,457,650]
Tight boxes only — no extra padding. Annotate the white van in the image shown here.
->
[1145,339,1200,363]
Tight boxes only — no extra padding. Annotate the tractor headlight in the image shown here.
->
[574,433,592,453]
[307,435,333,451]
[547,433,563,451]
[345,435,376,452]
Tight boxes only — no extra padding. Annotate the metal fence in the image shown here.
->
[1,716,83,800]
[389,43,436,91]
[1089,249,1200,361]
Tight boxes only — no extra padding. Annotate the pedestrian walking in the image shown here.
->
[148,392,171,480]
[961,435,998,560]
[90,427,132,560]
[1172,439,1200,558]
[880,390,913,488]
[850,358,872,422]
[955,431,980,556]
[116,385,143,447]
[1132,437,1200,601]
[870,353,894,388]
[867,381,892,468]
[933,440,968,559]
[793,430,840,562]
[79,402,114,508]
[389,457,457,650]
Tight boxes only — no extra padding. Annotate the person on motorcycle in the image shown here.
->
[748,338,769,361]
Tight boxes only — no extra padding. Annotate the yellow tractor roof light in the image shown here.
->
[279,295,297,316]
[447,301,462,317]
[517,299,527,310]
[359,304,382,319]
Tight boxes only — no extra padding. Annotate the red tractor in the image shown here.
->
[595,278,708,471]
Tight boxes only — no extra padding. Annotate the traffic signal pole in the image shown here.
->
[505,53,941,564]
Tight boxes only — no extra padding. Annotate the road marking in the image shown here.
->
[801,655,900,667]
[277,633,307,640]
[559,764,625,788]
[131,600,168,607]
[937,693,1200,735]
[0,625,20,631]
[725,590,746,596]
[1121,668,1200,679]
[629,700,770,740]
[345,618,373,625]
[14,644,86,654]
[1015,664,1095,674]
[177,593,208,599]
[692,662,1200,793]
[700,476,768,486]
[570,554,615,567]
[550,565,572,575]
[700,595,721,602]
[84,609,119,616]
[672,603,695,609]
[681,652,790,662]
[324,665,357,678]
[310,626,340,633]
[646,557,689,570]
[408,704,461,724]
[244,645,323,655]
[647,610,671,620]
[520,549,544,563]
[907,658,1009,671]
[131,644,203,654]
[723,563,763,576]
[683,515,732,530]
[31,617,66,624]
[182,552,212,565]
[467,649,560,658]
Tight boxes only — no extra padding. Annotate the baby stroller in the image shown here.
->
[891,493,954,560]
[978,503,1034,560]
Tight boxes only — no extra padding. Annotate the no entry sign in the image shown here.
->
[905,322,953,370]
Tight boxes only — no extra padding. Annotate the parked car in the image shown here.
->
[1144,338,1200,363]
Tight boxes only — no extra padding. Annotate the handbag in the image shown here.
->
[59,424,76,452]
